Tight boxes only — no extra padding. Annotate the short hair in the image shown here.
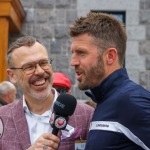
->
[69,12,127,67]
[0,81,16,95]
[7,36,45,68]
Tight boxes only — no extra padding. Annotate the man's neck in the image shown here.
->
[24,92,54,115]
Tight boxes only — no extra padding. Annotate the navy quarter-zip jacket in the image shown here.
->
[85,68,150,150]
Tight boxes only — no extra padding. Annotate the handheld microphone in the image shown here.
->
[50,94,77,135]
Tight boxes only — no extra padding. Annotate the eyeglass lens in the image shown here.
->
[23,59,51,75]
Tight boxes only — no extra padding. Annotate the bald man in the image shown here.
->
[0,81,16,104]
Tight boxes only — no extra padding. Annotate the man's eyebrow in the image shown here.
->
[22,59,49,66]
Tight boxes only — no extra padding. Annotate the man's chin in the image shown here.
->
[34,95,49,101]
[30,90,50,100]
[78,83,88,91]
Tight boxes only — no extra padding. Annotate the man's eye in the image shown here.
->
[24,65,34,70]
[40,61,49,66]
[77,51,85,55]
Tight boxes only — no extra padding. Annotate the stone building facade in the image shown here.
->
[9,0,150,100]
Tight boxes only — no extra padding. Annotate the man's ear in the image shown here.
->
[105,48,117,65]
[6,92,12,103]
[7,69,17,84]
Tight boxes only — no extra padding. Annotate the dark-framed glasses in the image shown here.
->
[10,59,52,75]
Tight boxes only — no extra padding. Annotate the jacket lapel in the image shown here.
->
[12,100,31,149]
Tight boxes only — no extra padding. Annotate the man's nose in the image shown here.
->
[70,56,80,66]
[34,64,45,74]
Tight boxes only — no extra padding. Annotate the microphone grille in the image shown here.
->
[53,94,77,116]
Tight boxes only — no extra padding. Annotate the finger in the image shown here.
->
[42,139,59,149]
[34,133,60,150]
[42,144,55,150]
[49,140,59,149]
[40,133,60,149]
[42,133,60,143]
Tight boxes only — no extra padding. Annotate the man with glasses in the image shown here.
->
[0,36,94,150]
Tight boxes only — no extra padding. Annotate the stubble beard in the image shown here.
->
[78,56,105,90]
[17,74,54,101]
[29,84,52,100]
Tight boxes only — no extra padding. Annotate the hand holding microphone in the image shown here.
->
[50,94,77,135]
[27,94,76,150]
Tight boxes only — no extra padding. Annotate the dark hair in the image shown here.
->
[7,36,45,68]
[69,12,127,67]
[56,88,69,94]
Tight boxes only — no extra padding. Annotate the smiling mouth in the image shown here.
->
[33,79,46,86]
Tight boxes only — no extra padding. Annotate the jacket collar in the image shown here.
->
[85,68,129,103]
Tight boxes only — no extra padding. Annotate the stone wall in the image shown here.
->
[139,0,150,90]
[9,0,150,100]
